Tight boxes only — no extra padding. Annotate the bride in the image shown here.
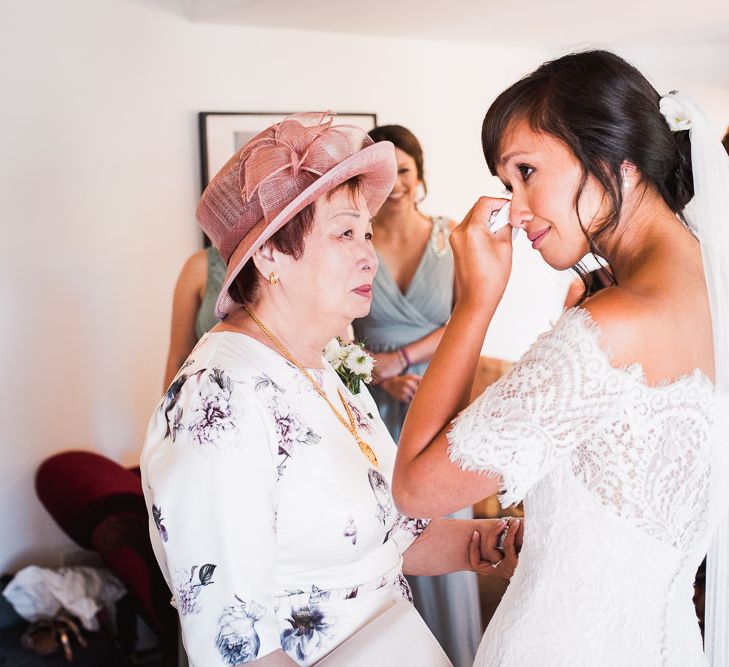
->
[392,50,729,665]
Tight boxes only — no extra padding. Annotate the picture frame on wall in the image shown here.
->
[198,111,379,191]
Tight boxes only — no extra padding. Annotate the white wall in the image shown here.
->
[1,0,728,573]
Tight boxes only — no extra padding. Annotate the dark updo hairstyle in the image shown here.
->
[482,49,694,293]
[368,125,427,198]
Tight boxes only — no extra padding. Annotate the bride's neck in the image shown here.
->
[598,189,693,283]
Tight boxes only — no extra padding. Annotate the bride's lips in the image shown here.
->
[528,227,550,249]
[353,284,372,297]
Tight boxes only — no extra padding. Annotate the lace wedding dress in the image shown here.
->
[448,307,729,666]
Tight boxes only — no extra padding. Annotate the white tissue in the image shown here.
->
[2,565,126,631]
[487,202,520,240]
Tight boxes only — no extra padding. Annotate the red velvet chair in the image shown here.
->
[35,450,177,665]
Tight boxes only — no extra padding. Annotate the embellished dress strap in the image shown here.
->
[429,216,452,258]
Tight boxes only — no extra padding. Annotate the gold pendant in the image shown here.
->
[244,307,379,468]
[357,437,379,467]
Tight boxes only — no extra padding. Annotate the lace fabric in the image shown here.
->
[447,307,725,664]
[666,92,729,665]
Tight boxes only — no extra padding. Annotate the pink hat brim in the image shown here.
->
[215,140,396,318]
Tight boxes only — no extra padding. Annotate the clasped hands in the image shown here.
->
[468,517,523,580]
[370,350,422,403]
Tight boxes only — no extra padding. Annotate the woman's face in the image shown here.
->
[496,119,609,270]
[278,188,378,325]
[378,147,420,214]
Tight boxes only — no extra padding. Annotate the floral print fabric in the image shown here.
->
[141,332,428,666]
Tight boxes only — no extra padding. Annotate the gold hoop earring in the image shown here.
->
[268,272,278,285]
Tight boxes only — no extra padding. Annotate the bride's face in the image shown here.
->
[495,119,611,270]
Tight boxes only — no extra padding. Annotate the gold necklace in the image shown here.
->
[244,306,379,467]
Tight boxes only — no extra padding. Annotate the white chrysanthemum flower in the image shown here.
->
[344,348,374,376]
[323,338,342,364]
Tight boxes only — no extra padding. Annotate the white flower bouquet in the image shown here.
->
[323,338,375,395]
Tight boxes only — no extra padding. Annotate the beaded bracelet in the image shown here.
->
[398,346,411,370]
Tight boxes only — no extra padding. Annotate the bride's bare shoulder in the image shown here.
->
[579,287,655,370]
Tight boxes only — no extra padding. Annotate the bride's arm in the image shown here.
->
[393,198,514,517]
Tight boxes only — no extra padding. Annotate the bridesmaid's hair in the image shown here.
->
[368,125,428,197]
[481,49,694,289]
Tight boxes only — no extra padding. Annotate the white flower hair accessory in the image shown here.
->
[659,91,694,132]
[323,338,375,394]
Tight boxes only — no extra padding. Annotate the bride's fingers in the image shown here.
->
[451,196,515,305]
[479,518,507,564]
[503,518,517,550]
[463,196,510,228]
[514,517,525,554]
[499,518,522,576]
[469,531,503,576]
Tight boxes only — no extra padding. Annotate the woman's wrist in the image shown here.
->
[397,346,411,371]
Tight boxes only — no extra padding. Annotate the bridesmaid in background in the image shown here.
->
[352,125,482,667]
[163,245,225,389]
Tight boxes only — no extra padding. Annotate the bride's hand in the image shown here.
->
[469,517,522,580]
[450,197,514,308]
[490,517,522,580]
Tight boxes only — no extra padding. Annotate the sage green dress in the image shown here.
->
[352,216,482,667]
[194,246,226,340]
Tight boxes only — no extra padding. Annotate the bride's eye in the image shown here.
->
[518,164,535,181]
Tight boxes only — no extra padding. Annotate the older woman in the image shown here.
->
[141,113,520,667]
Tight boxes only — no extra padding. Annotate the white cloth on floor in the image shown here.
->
[2,565,126,630]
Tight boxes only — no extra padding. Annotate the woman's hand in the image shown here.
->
[372,350,406,381]
[468,517,522,580]
[380,374,422,403]
[450,197,514,308]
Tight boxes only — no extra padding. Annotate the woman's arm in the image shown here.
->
[162,250,208,390]
[393,198,514,518]
[402,516,521,580]
[372,220,458,379]
[371,326,447,381]
[244,650,297,666]
[401,326,447,365]
[146,377,288,665]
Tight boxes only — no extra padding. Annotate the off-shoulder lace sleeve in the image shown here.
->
[447,308,623,507]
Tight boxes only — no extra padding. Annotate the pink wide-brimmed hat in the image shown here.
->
[196,111,397,318]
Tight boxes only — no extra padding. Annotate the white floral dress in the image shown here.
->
[141,332,428,667]
[448,307,729,666]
